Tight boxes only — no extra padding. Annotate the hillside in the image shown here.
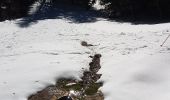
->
[0,7,170,100]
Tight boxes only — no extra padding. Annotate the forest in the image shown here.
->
[1,0,170,21]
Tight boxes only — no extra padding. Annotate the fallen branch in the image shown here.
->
[160,33,170,47]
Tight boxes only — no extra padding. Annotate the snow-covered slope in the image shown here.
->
[0,17,170,100]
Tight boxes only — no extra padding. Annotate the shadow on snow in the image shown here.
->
[16,4,102,28]
[16,4,170,28]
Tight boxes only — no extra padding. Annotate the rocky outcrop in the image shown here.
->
[81,54,102,87]
[28,54,104,100]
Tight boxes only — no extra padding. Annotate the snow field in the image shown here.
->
[0,18,170,100]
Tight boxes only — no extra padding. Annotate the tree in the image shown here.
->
[52,0,95,9]
[100,0,170,20]
[0,0,97,21]
[0,0,36,21]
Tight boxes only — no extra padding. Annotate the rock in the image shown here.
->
[50,95,57,100]
[81,71,102,86]
[89,54,101,73]
[28,85,69,100]
[58,96,72,100]
[28,53,104,100]
[81,41,94,46]
[84,91,104,100]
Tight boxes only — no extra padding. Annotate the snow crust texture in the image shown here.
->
[0,18,170,100]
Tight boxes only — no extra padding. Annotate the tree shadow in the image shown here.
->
[16,4,102,28]
[103,12,170,25]
[16,3,170,28]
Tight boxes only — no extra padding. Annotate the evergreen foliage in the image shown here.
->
[0,0,36,21]
[0,0,95,21]
[52,0,96,9]
[100,0,170,20]
[1,0,170,22]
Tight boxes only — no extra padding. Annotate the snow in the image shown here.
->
[101,53,170,100]
[28,1,42,15]
[92,0,105,10]
[0,12,170,100]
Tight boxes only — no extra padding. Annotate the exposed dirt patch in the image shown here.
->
[28,52,104,100]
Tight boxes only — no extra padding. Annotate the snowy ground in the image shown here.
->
[0,13,170,100]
